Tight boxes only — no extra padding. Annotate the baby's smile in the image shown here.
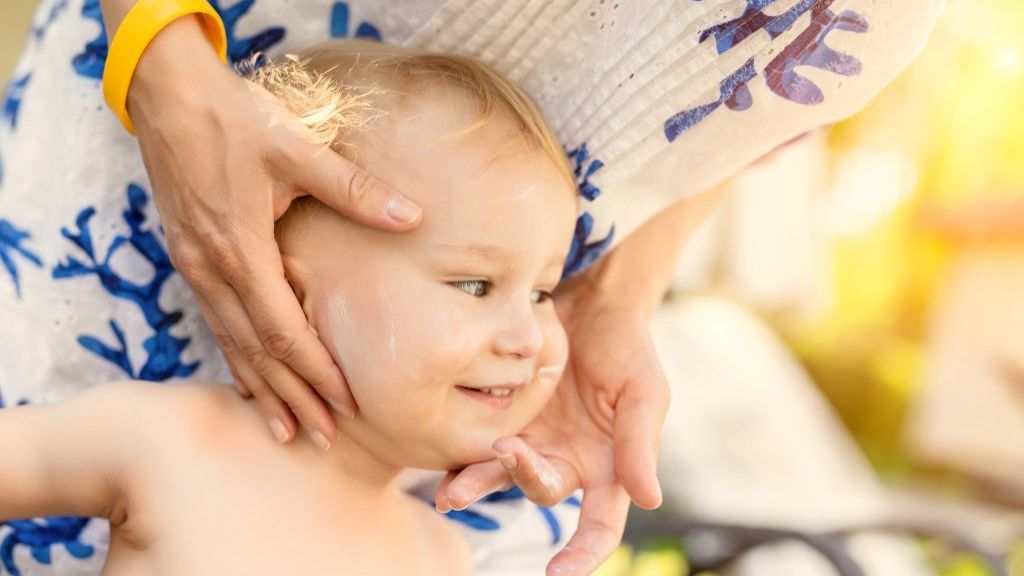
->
[455,384,519,408]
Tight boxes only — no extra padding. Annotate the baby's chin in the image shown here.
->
[431,426,518,470]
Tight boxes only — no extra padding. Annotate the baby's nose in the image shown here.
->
[493,303,543,359]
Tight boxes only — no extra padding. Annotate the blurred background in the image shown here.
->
[606,0,1024,574]
[2,0,1021,575]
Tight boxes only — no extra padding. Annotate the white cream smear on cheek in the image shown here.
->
[327,290,422,405]
[327,290,403,374]
[536,353,568,388]
[379,292,397,367]
[326,294,356,368]
[503,180,538,202]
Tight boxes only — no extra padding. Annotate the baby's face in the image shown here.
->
[282,87,576,470]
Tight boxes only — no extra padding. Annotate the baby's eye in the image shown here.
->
[449,279,491,298]
[531,289,553,304]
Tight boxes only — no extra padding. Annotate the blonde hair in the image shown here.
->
[246,39,576,192]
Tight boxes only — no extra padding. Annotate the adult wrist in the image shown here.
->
[126,14,228,124]
[590,249,666,321]
[564,249,664,324]
[581,185,729,321]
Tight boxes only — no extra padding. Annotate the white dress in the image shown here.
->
[0,0,942,574]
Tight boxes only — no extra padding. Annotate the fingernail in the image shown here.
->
[498,453,518,471]
[435,496,451,513]
[447,488,471,511]
[330,397,356,420]
[549,561,584,576]
[386,196,420,224]
[310,430,332,452]
[270,418,290,443]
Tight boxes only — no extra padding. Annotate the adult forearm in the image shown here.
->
[98,0,226,122]
[585,183,727,321]
[98,0,137,32]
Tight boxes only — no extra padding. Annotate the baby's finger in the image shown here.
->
[442,460,514,512]
[492,436,579,507]
[546,483,630,576]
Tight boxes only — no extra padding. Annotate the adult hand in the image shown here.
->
[126,17,422,448]
[432,184,728,575]
[435,272,670,576]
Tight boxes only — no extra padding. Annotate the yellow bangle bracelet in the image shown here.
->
[103,0,228,134]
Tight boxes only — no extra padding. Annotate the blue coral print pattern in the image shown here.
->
[71,0,107,79]
[1,0,67,186]
[330,2,383,40]
[562,143,615,279]
[664,57,757,143]
[72,0,286,80]
[52,184,199,381]
[443,486,582,545]
[1,73,33,185]
[666,0,868,140]
[0,219,43,298]
[29,0,70,40]
[209,0,286,64]
[2,75,30,131]
[0,518,95,576]
[0,393,97,575]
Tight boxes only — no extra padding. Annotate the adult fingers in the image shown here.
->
[191,264,339,450]
[546,483,630,576]
[433,470,460,512]
[194,292,293,441]
[240,366,296,445]
[235,377,253,398]
[272,136,421,231]
[435,462,514,513]
[492,436,580,508]
[195,292,255,395]
[212,236,357,420]
[613,351,669,510]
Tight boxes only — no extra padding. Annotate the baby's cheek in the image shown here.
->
[500,317,567,429]
[535,317,569,391]
[401,308,479,381]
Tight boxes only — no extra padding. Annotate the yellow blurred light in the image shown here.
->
[631,549,688,576]
[594,546,634,576]
[994,45,1023,76]
[826,149,917,237]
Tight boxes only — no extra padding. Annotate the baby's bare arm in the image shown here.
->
[0,382,153,521]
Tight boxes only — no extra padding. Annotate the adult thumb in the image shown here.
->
[281,140,421,231]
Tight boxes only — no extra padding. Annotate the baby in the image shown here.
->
[0,40,577,575]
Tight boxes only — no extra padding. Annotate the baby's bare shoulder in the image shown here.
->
[94,380,237,415]
[88,381,245,446]
[404,496,474,576]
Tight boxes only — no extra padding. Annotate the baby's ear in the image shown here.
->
[282,256,320,330]
[281,253,309,304]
